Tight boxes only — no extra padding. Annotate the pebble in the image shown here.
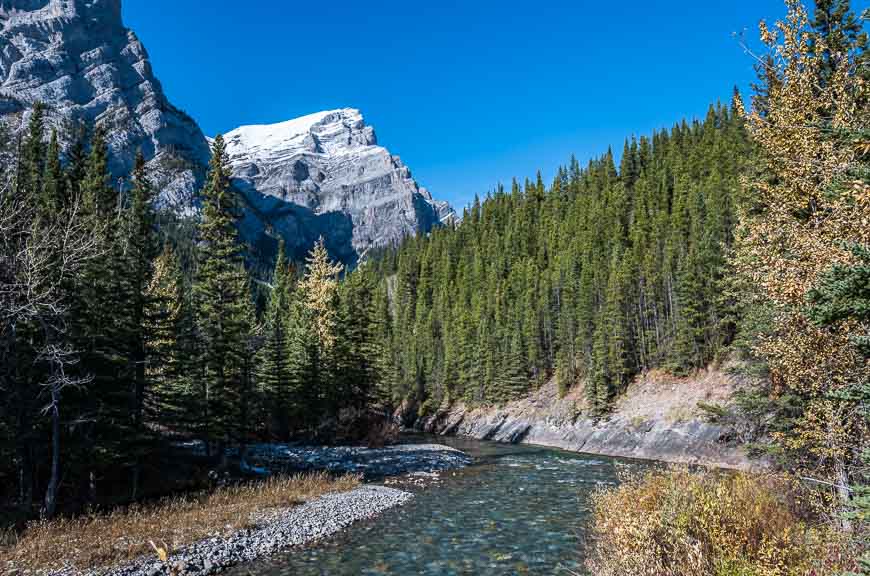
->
[48,444,471,576]
[76,486,414,576]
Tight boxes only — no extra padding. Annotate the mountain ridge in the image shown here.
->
[0,0,454,264]
[221,108,455,262]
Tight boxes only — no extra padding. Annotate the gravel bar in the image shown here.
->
[239,442,473,478]
[76,486,413,576]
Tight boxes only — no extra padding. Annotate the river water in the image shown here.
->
[227,436,646,575]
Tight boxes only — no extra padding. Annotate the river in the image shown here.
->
[225,435,647,575]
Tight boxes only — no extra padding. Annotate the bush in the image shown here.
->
[585,468,847,576]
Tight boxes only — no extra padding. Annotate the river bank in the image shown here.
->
[412,366,760,470]
[5,445,470,576]
[99,486,413,576]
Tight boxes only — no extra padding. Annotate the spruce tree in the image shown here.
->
[118,151,159,498]
[40,130,65,218]
[145,244,186,427]
[19,102,46,205]
[258,240,295,439]
[809,0,868,85]
[193,135,254,456]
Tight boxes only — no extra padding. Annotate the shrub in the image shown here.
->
[585,468,847,576]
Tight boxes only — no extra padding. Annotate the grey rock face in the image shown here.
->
[412,376,760,471]
[0,0,211,210]
[223,109,456,264]
[0,1,454,264]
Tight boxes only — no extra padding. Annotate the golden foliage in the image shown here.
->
[299,237,344,351]
[734,0,870,477]
[585,468,844,576]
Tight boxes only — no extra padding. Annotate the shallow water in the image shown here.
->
[227,435,646,575]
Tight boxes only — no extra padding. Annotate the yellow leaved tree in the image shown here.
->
[735,0,870,495]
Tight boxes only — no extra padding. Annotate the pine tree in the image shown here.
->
[258,240,295,439]
[809,0,868,85]
[193,135,254,455]
[65,124,131,503]
[64,120,88,202]
[40,130,65,218]
[338,270,384,411]
[369,96,750,416]
[18,102,46,205]
[145,244,185,427]
[118,151,159,498]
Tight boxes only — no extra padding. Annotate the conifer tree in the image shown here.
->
[258,240,295,438]
[809,0,868,85]
[145,244,185,426]
[297,238,343,420]
[41,130,65,218]
[193,135,254,455]
[118,151,159,497]
[18,102,46,205]
[370,99,750,413]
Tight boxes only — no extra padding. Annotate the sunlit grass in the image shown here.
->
[4,472,360,574]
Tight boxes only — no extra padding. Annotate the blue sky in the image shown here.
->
[123,1,789,210]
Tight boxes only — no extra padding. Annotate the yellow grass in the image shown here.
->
[3,472,360,574]
[585,467,848,576]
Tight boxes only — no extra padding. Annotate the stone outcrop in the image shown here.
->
[0,0,210,210]
[223,109,455,265]
[412,368,760,470]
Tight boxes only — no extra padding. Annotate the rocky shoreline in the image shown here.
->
[411,369,759,471]
[88,486,412,576]
[45,444,470,576]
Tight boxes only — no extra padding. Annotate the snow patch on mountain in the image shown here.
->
[221,108,455,260]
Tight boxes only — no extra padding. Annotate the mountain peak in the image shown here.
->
[0,0,454,266]
[225,108,361,143]
[223,107,455,264]
[222,108,376,163]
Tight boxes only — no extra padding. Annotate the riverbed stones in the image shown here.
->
[238,442,473,478]
[93,486,413,576]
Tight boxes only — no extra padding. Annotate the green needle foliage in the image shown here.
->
[367,102,751,413]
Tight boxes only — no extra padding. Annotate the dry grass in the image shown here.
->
[3,472,360,574]
[585,467,849,576]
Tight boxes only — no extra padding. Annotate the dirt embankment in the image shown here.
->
[411,365,761,470]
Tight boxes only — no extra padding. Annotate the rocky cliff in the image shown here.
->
[408,367,759,470]
[0,0,210,210]
[0,0,453,264]
[223,109,455,264]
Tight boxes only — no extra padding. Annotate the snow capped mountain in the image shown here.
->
[0,0,454,265]
[222,108,455,261]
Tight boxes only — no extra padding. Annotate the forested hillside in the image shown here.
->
[367,103,751,413]
[0,119,386,519]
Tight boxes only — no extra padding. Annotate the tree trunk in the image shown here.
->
[131,339,146,501]
[43,393,60,518]
[88,470,97,505]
